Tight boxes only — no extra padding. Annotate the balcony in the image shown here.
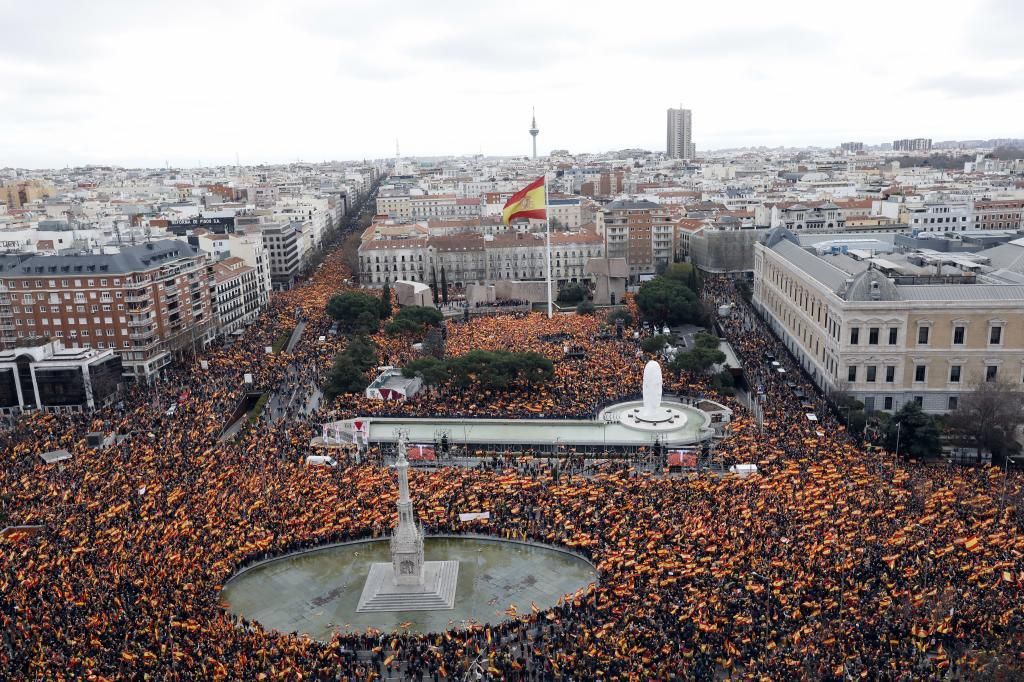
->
[0,324,14,332]
[130,329,156,340]
[127,317,152,328]
[125,291,151,303]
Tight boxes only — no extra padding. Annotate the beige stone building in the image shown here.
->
[753,228,1024,414]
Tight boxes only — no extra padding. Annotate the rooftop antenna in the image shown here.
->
[396,137,400,159]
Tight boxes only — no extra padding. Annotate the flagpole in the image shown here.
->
[545,174,552,319]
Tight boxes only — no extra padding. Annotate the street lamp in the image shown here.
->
[894,421,902,460]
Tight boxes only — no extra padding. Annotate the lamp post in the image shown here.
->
[894,421,902,461]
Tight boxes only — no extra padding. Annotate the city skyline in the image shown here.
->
[2,0,1022,168]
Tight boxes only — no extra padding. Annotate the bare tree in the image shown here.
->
[946,379,1024,463]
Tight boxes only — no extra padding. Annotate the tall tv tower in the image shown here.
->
[529,107,539,160]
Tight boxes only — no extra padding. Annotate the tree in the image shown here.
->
[661,263,701,295]
[879,402,942,460]
[634,277,701,326]
[402,357,449,388]
[380,280,393,319]
[440,266,449,305]
[323,354,369,399]
[557,283,587,304]
[404,350,555,392]
[946,379,1024,463]
[606,309,633,327]
[343,335,377,372]
[430,267,439,306]
[326,291,382,334]
[640,334,670,354]
[385,305,445,336]
[422,327,446,359]
[669,345,725,375]
[576,300,596,315]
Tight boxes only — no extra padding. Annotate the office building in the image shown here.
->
[598,200,678,281]
[0,340,123,415]
[753,228,1024,414]
[667,108,695,159]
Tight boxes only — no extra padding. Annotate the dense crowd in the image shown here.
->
[0,246,1022,680]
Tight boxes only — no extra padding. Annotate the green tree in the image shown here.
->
[635,277,701,326]
[557,283,587,304]
[324,354,369,399]
[380,280,393,319]
[385,305,445,336]
[440,266,449,305]
[669,335,725,375]
[430,267,439,305]
[343,335,377,372]
[326,291,382,334]
[662,263,701,294]
[640,334,670,354]
[401,357,449,388]
[576,300,596,315]
[880,402,942,460]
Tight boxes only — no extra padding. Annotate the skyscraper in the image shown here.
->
[666,107,695,159]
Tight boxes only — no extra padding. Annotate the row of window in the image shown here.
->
[850,324,1002,346]
[849,363,1000,383]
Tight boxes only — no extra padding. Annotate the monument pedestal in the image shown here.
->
[357,560,459,612]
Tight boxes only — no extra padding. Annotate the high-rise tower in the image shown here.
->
[667,107,695,159]
[529,108,539,160]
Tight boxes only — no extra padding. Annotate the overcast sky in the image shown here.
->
[1,0,1021,168]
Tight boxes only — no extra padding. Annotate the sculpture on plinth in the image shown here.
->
[390,435,425,586]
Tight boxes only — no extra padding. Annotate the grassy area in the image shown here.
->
[247,392,270,423]
[272,328,293,354]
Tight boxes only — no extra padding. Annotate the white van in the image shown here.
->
[729,463,758,478]
[305,455,338,467]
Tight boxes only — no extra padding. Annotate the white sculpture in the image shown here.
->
[641,360,663,420]
[390,432,425,586]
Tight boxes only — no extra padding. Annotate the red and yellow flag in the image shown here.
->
[502,175,546,224]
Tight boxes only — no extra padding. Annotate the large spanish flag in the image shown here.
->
[502,175,546,224]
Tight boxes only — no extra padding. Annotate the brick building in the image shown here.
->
[0,240,215,381]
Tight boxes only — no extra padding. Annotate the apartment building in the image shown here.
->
[973,198,1024,230]
[753,228,1024,414]
[599,200,676,281]
[667,108,695,159]
[212,257,265,335]
[893,138,932,152]
[0,240,215,381]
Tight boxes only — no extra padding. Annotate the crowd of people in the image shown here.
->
[0,244,1022,680]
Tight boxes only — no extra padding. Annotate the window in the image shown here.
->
[866,365,877,382]
[953,326,965,345]
[914,396,923,407]
[885,366,895,383]
[850,327,859,344]
[848,366,857,382]
[948,396,958,410]
[918,326,929,345]
[986,365,998,382]
[883,396,893,410]
[915,365,926,382]
[868,328,879,345]
[990,326,1002,345]
[949,365,961,382]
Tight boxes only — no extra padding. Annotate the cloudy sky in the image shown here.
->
[1,0,1021,168]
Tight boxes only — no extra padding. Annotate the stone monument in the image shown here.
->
[357,432,458,612]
